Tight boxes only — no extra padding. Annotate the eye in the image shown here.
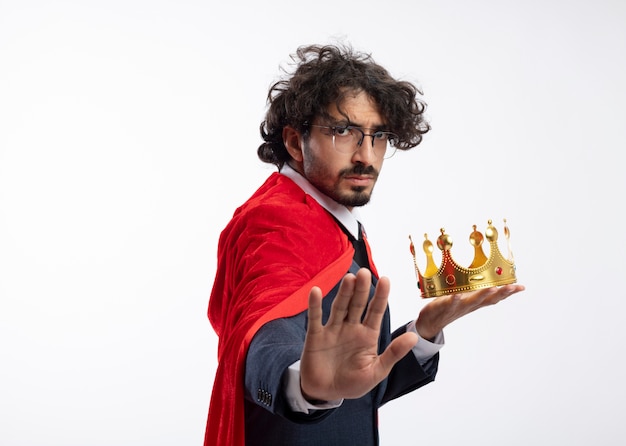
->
[333,126,352,137]
[373,131,388,140]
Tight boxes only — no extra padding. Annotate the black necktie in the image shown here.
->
[353,223,370,269]
[332,218,370,269]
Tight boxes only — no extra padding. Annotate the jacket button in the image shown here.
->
[257,389,270,405]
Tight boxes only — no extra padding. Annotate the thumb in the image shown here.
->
[376,331,418,376]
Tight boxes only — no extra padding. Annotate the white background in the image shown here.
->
[1,1,625,445]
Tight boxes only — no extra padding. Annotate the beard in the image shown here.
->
[317,163,379,208]
[336,164,378,207]
[300,140,380,208]
[339,188,371,207]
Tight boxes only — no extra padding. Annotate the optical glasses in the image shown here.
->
[307,124,399,159]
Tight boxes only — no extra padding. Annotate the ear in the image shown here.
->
[283,126,304,162]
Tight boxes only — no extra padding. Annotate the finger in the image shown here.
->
[502,284,526,294]
[326,273,356,327]
[492,283,526,303]
[459,283,525,309]
[345,268,373,324]
[307,286,324,334]
[376,331,418,377]
[361,275,391,331]
[478,284,525,304]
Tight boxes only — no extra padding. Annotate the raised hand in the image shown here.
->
[299,268,418,402]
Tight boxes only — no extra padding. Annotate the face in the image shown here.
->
[286,91,387,209]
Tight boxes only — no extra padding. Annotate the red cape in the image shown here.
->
[205,173,365,446]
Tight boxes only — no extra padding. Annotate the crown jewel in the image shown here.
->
[409,219,517,298]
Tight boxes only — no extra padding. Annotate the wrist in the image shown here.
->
[300,382,329,404]
[415,319,438,341]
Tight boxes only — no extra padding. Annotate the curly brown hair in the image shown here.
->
[257,43,430,169]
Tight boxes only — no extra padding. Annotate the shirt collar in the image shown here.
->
[280,163,361,239]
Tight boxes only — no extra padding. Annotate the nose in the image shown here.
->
[351,135,376,165]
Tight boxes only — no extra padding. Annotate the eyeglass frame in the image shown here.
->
[304,123,399,159]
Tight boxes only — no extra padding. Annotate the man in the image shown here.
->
[204,44,524,446]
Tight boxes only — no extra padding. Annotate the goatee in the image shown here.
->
[336,164,379,207]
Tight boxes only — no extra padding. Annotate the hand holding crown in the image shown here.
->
[415,282,525,340]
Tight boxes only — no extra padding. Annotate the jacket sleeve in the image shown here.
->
[244,280,344,424]
[380,325,440,406]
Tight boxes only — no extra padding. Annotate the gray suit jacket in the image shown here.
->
[243,261,439,446]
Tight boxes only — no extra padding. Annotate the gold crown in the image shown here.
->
[409,219,517,298]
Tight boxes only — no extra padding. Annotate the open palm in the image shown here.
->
[299,268,418,402]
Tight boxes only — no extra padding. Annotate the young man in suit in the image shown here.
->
[204,43,524,446]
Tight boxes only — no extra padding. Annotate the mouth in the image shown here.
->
[343,175,375,187]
